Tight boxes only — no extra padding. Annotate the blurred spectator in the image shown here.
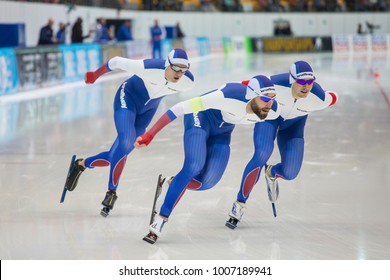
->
[200,0,218,11]
[313,0,327,11]
[378,0,388,11]
[150,19,166,58]
[175,22,185,39]
[11,0,390,11]
[291,0,306,11]
[71,17,91,44]
[335,0,346,11]
[357,23,365,34]
[165,0,179,10]
[38,18,57,45]
[56,22,68,44]
[278,0,290,11]
[9,0,390,11]
[116,0,126,12]
[274,19,293,36]
[116,20,133,41]
[94,17,113,43]
[223,0,239,11]
[365,21,380,34]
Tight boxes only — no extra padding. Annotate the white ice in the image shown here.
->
[0,52,389,260]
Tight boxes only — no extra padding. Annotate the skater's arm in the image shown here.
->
[311,82,338,109]
[135,90,225,148]
[85,56,143,84]
[107,56,144,73]
[134,111,176,149]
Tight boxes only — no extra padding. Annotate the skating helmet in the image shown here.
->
[289,60,315,84]
[165,48,190,69]
[246,75,276,100]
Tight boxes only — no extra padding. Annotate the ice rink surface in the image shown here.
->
[0,52,389,260]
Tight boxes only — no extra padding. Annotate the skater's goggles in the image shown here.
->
[291,76,315,85]
[168,58,189,73]
[259,94,276,103]
[248,84,276,103]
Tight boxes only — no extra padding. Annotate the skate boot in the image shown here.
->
[265,164,279,202]
[226,201,246,230]
[100,190,118,217]
[143,215,167,244]
[65,158,85,191]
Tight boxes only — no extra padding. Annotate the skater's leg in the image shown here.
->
[159,127,208,218]
[144,113,210,243]
[263,116,307,217]
[236,121,277,202]
[190,133,231,191]
[101,106,156,216]
[271,116,307,180]
[145,127,208,243]
[104,109,137,192]
[99,108,136,216]
[226,121,277,229]
[84,139,117,168]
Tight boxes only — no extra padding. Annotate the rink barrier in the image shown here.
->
[263,36,332,52]
[0,37,220,96]
[0,48,19,95]
[332,34,389,53]
[59,44,101,82]
[1,34,389,96]
[222,36,253,54]
[15,46,62,91]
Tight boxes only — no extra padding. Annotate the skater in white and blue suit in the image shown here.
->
[64,49,195,217]
[227,61,339,228]
[135,75,280,243]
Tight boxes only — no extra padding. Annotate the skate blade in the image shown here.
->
[149,174,163,225]
[272,203,277,218]
[151,210,158,223]
[60,155,76,203]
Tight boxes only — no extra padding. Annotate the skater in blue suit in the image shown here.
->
[64,48,195,217]
[135,75,280,244]
[226,60,338,228]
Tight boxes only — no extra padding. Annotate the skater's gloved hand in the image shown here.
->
[134,132,154,149]
[85,72,97,84]
[85,63,110,84]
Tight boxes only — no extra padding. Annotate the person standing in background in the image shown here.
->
[71,17,91,43]
[175,22,185,39]
[357,23,365,34]
[38,18,57,45]
[116,20,133,42]
[150,19,166,59]
[56,22,68,44]
[94,17,112,43]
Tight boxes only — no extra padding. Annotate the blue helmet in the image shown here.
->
[165,48,190,68]
[289,61,315,84]
[246,75,276,100]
